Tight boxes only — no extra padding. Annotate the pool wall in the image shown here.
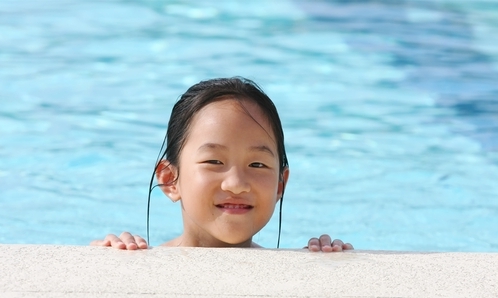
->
[1,245,497,297]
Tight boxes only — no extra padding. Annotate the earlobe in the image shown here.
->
[156,160,181,202]
[276,167,290,202]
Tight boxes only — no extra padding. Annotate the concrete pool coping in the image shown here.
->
[1,245,497,297]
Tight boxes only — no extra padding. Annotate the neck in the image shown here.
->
[169,233,256,248]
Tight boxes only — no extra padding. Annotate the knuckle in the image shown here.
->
[105,234,116,240]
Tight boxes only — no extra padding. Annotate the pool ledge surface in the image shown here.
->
[1,245,497,297]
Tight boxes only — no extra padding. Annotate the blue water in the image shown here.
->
[1,0,498,252]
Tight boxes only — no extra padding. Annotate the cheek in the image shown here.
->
[179,168,217,197]
[255,175,280,197]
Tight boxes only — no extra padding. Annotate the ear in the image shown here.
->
[276,167,290,202]
[156,160,181,202]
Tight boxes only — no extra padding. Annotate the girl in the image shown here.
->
[91,77,353,252]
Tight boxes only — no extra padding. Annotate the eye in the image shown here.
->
[204,160,223,165]
[250,162,266,168]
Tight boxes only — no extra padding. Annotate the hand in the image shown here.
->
[90,232,148,250]
[306,234,353,252]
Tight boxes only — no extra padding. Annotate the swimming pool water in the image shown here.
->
[1,0,498,251]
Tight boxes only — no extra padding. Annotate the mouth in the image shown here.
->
[215,204,253,214]
[215,204,253,209]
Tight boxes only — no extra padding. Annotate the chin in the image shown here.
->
[211,225,263,247]
[216,235,253,247]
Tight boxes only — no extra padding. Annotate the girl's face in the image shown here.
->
[159,98,289,247]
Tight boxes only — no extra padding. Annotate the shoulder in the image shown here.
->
[161,237,181,247]
[251,242,263,248]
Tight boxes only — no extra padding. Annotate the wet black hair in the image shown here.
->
[147,77,289,247]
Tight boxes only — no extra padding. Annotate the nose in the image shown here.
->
[220,166,251,194]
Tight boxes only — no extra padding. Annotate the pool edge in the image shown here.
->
[1,244,497,297]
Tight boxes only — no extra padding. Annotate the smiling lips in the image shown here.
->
[215,203,253,214]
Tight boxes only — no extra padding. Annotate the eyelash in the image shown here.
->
[250,162,266,168]
[203,160,267,168]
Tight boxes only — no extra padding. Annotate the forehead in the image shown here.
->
[187,98,276,144]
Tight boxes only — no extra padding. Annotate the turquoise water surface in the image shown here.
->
[1,0,498,251]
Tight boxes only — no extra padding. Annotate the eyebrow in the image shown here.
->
[198,143,275,157]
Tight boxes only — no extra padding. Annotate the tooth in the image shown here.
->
[224,205,244,209]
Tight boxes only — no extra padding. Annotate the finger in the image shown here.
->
[89,239,111,247]
[105,234,127,250]
[133,235,148,249]
[331,239,345,252]
[343,242,354,250]
[119,232,139,250]
[307,238,321,252]
[319,234,333,252]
